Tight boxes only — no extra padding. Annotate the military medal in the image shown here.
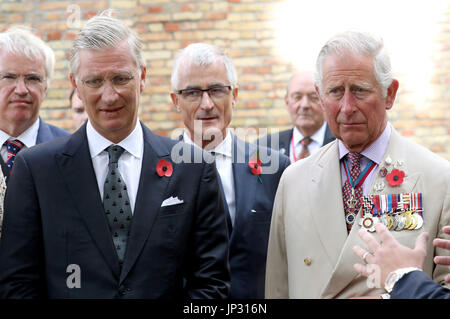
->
[359,195,377,232]
[345,188,358,225]
[343,158,377,228]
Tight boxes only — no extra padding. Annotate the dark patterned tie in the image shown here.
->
[298,137,312,159]
[5,139,24,172]
[342,152,362,233]
[103,145,132,263]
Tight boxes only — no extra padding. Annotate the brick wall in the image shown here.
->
[1,0,449,160]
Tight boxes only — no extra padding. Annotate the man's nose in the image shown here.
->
[14,78,29,95]
[341,91,357,114]
[101,81,119,105]
[199,91,214,110]
[299,95,310,109]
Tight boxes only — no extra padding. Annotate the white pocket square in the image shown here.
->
[161,196,184,207]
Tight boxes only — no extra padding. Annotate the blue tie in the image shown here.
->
[5,139,24,172]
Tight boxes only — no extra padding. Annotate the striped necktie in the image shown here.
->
[298,137,312,159]
[5,139,24,172]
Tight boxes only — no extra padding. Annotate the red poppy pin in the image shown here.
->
[249,150,263,184]
[156,159,173,177]
[386,168,405,187]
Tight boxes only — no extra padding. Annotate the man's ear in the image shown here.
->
[385,79,399,110]
[139,66,147,93]
[170,92,180,112]
[231,86,238,108]
[315,85,325,112]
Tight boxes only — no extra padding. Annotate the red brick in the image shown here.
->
[47,32,62,41]
[165,23,180,32]
[205,12,227,20]
[148,6,163,13]
[181,4,195,12]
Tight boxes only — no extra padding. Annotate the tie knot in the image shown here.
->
[347,152,361,168]
[300,137,312,147]
[106,145,125,165]
[6,139,24,153]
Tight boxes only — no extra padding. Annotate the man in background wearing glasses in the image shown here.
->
[170,43,290,298]
[0,27,69,238]
[0,13,230,299]
[0,27,69,182]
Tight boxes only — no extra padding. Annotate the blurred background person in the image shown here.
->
[258,71,334,163]
[69,89,88,130]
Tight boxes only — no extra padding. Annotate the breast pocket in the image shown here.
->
[249,209,272,223]
[158,203,186,218]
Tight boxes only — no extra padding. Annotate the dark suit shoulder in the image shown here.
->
[256,129,292,146]
[45,122,71,138]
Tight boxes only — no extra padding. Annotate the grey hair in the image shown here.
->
[314,31,393,97]
[0,26,55,87]
[171,43,238,90]
[69,10,145,77]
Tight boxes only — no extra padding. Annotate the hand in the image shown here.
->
[433,225,450,283]
[353,223,429,285]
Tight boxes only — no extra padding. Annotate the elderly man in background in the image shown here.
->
[0,27,69,181]
[0,27,69,239]
[266,31,450,299]
[260,71,334,163]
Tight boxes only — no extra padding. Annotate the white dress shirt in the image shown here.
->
[0,118,40,163]
[183,130,236,225]
[86,120,143,214]
[290,122,327,163]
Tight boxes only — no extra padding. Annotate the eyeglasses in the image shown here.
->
[175,85,232,102]
[81,73,135,90]
[0,72,46,89]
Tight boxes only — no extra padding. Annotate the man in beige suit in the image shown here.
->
[265,31,450,299]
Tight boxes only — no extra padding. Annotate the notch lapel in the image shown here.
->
[119,125,172,282]
[232,137,257,233]
[308,142,348,273]
[320,129,421,298]
[55,126,121,278]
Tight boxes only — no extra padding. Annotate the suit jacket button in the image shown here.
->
[304,258,312,266]
[118,285,127,296]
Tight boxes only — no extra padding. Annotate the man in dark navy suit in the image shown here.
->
[0,27,69,182]
[258,71,334,163]
[354,223,450,299]
[0,27,69,238]
[170,43,290,298]
[0,12,229,299]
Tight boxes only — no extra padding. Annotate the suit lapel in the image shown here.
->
[279,129,292,157]
[320,128,421,298]
[232,137,258,228]
[36,117,52,144]
[119,125,172,282]
[370,128,420,195]
[308,141,348,270]
[55,124,121,278]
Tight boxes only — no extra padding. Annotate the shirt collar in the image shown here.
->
[293,122,327,146]
[338,122,392,164]
[0,117,40,148]
[86,120,143,159]
[183,129,232,158]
